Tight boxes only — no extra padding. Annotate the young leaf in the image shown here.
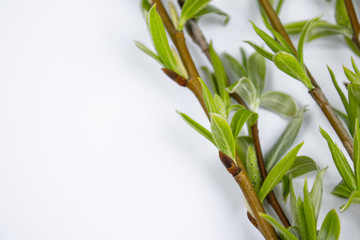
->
[303,180,317,240]
[177,111,214,145]
[149,5,178,72]
[266,109,305,171]
[340,190,360,212]
[328,66,350,114]
[210,113,236,160]
[273,52,314,90]
[245,41,274,61]
[236,136,254,166]
[344,66,360,83]
[282,175,291,202]
[332,180,353,198]
[250,21,286,53]
[258,142,304,202]
[248,51,266,95]
[193,5,230,25]
[298,17,319,69]
[260,214,298,240]
[209,43,230,104]
[214,94,227,119]
[296,198,308,240]
[230,108,258,140]
[260,91,298,118]
[246,146,262,193]
[350,82,360,105]
[320,128,357,191]
[287,156,319,178]
[178,0,210,31]
[227,77,257,108]
[348,84,360,134]
[141,0,151,16]
[270,28,294,54]
[335,0,351,28]
[134,41,163,66]
[318,209,341,240]
[290,180,298,226]
[354,119,360,188]
[199,78,217,114]
[222,53,247,79]
[352,57,360,76]
[310,168,327,221]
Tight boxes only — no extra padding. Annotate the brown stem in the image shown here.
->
[258,0,354,160]
[180,6,290,226]
[344,0,360,51]
[150,1,278,238]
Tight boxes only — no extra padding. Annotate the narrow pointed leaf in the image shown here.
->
[298,17,319,68]
[282,175,291,202]
[210,43,229,104]
[199,78,217,114]
[248,51,266,95]
[354,119,360,188]
[340,190,360,212]
[318,209,341,240]
[260,214,298,240]
[223,53,247,79]
[320,128,357,190]
[214,94,227,118]
[210,113,235,160]
[193,5,230,25]
[332,180,353,198]
[273,52,314,90]
[344,66,360,83]
[177,111,214,145]
[328,66,350,113]
[258,142,304,202]
[335,0,351,28]
[230,108,258,140]
[227,77,257,108]
[149,5,178,72]
[245,41,274,61]
[260,91,298,117]
[350,82,360,105]
[251,21,286,53]
[303,180,317,240]
[246,146,262,193]
[287,156,319,178]
[310,168,327,220]
[134,41,163,66]
[178,0,210,30]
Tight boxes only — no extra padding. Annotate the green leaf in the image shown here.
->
[260,214,298,240]
[236,136,254,167]
[298,17,319,69]
[201,66,220,95]
[270,28,294,54]
[348,84,360,134]
[199,78,217,114]
[149,5,178,73]
[227,77,257,108]
[287,156,319,178]
[318,209,341,240]
[244,41,274,61]
[354,119,360,188]
[250,21,287,53]
[248,51,266,95]
[141,0,151,16]
[344,66,360,83]
[209,43,230,104]
[335,0,351,28]
[230,108,258,140]
[310,168,327,221]
[285,20,307,35]
[134,41,163,66]
[282,175,291,202]
[350,82,360,104]
[177,111,215,145]
[273,52,314,90]
[266,108,305,171]
[246,146,262,193]
[332,180,353,198]
[328,66,350,114]
[178,0,210,30]
[352,57,360,76]
[303,180,317,240]
[210,113,236,160]
[258,142,303,202]
[222,53,247,79]
[193,5,230,25]
[296,198,308,240]
[340,190,360,212]
[214,94,227,119]
[320,128,357,191]
[260,91,298,117]
[290,180,298,226]
[334,108,351,131]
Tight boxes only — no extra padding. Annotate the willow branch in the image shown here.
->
[179,6,290,227]
[150,1,278,239]
[258,0,354,160]
[344,0,360,51]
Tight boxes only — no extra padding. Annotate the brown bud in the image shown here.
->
[162,68,187,87]
[219,151,239,176]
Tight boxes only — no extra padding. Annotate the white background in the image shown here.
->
[0,0,360,239]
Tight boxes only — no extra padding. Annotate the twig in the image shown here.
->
[258,0,354,160]
[344,0,360,51]
[179,4,290,227]
[150,1,278,239]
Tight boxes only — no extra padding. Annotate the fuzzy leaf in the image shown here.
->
[245,41,274,61]
[210,113,235,160]
[287,156,319,178]
[282,175,291,202]
[260,91,298,117]
[298,17,320,69]
[248,51,266,95]
[344,66,360,83]
[266,109,305,171]
[246,146,262,193]
[177,111,214,145]
[350,82,360,105]
[355,119,360,188]
[328,66,350,114]
[250,22,286,53]
[273,52,314,90]
[222,53,247,79]
[227,77,257,108]
[199,78,217,114]
[194,5,230,25]
[318,209,341,240]
[149,5,178,72]
[258,142,303,202]
[303,180,317,240]
[320,128,357,191]
[178,0,210,30]
[335,0,351,28]
[236,136,254,167]
[310,168,327,221]
[214,94,227,118]
[230,108,258,140]
[340,190,360,212]
[260,214,297,240]
[332,180,353,198]
[134,41,163,66]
